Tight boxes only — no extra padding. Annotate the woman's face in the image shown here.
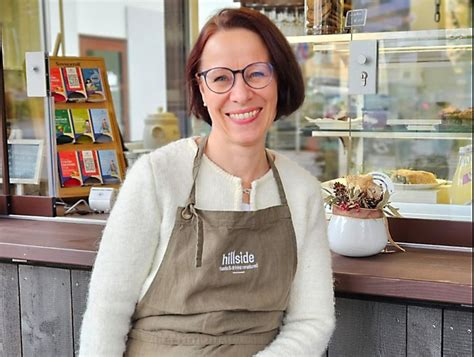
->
[198,28,278,148]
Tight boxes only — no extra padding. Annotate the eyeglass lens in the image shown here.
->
[204,62,272,93]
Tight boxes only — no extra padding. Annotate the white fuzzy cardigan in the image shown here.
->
[79,137,335,356]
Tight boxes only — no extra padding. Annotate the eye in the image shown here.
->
[211,74,232,83]
[207,69,233,83]
[248,70,266,79]
[245,63,271,81]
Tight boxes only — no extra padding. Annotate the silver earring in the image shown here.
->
[203,101,207,107]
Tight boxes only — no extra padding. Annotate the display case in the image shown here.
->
[267,26,472,225]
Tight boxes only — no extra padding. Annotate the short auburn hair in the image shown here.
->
[185,7,305,125]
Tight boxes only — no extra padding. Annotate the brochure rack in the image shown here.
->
[50,56,126,198]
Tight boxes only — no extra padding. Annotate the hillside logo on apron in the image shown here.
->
[219,250,259,273]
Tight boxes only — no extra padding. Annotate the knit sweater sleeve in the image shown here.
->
[256,179,336,357]
[79,155,161,356]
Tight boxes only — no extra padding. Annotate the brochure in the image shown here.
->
[62,67,87,102]
[58,151,83,187]
[70,108,95,143]
[50,67,67,103]
[98,150,121,184]
[82,68,106,102]
[78,150,103,185]
[55,109,75,144]
[90,108,113,142]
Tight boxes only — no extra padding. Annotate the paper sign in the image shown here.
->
[345,9,368,28]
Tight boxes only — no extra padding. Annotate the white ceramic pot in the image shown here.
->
[328,215,388,257]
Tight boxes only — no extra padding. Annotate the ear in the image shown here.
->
[197,79,207,107]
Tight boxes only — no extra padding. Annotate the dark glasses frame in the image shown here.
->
[196,61,274,94]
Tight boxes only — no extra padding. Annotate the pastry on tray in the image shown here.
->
[458,107,473,120]
[439,106,473,130]
[391,169,438,185]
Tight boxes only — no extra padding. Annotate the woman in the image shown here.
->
[80,8,335,357]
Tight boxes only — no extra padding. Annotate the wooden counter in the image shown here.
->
[0,217,101,267]
[333,249,472,306]
[1,216,472,356]
[0,216,472,306]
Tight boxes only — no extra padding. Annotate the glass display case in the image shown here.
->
[267,27,472,223]
[197,0,472,227]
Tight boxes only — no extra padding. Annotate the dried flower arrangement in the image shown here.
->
[324,174,405,253]
[324,174,401,217]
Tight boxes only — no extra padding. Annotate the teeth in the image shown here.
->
[228,109,259,120]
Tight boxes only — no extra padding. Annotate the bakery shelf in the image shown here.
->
[309,130,472,140]
[391,202,472,222]
[287,28,473,45]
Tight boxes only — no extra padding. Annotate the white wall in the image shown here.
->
[126,6,166,140]
[77,0,128,39]
[47,0,137,53]
[47,0,80,55]
[198,0,240,29]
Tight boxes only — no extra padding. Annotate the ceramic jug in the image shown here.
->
[143,107,180,149]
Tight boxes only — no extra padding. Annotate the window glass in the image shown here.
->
[1,0,51,196]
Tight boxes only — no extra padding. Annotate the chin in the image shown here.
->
[231,131,267,147]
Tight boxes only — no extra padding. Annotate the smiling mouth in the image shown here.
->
[226,109,261,121]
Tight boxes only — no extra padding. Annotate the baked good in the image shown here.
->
[391,169,437,185]
[439,106,472,126]
[439,105,461,120]
[458,107,473,120]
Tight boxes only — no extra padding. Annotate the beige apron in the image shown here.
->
[125,137,298,357]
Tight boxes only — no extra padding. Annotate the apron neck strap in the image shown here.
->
[186,135,208,206]
[266,149,287,205]
[187,136,288,206]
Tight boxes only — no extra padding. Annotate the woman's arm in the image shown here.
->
[79,155,161,356]
[256,181,336,357]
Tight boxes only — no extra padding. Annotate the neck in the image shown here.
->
[204,134,269,188]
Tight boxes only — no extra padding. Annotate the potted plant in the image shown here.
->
[324,174,405,257]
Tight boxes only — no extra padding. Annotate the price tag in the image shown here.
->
[345,9,368,28]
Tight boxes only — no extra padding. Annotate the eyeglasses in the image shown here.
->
[196,62,274,94]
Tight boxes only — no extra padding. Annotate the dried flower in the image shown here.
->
[324,175,401,217]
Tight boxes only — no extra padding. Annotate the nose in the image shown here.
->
[229,73,252,103]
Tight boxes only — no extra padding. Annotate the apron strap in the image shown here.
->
[183,136,207,268]
[266,150,288,205]
[181,204,204,267]
[186,136,208,206]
